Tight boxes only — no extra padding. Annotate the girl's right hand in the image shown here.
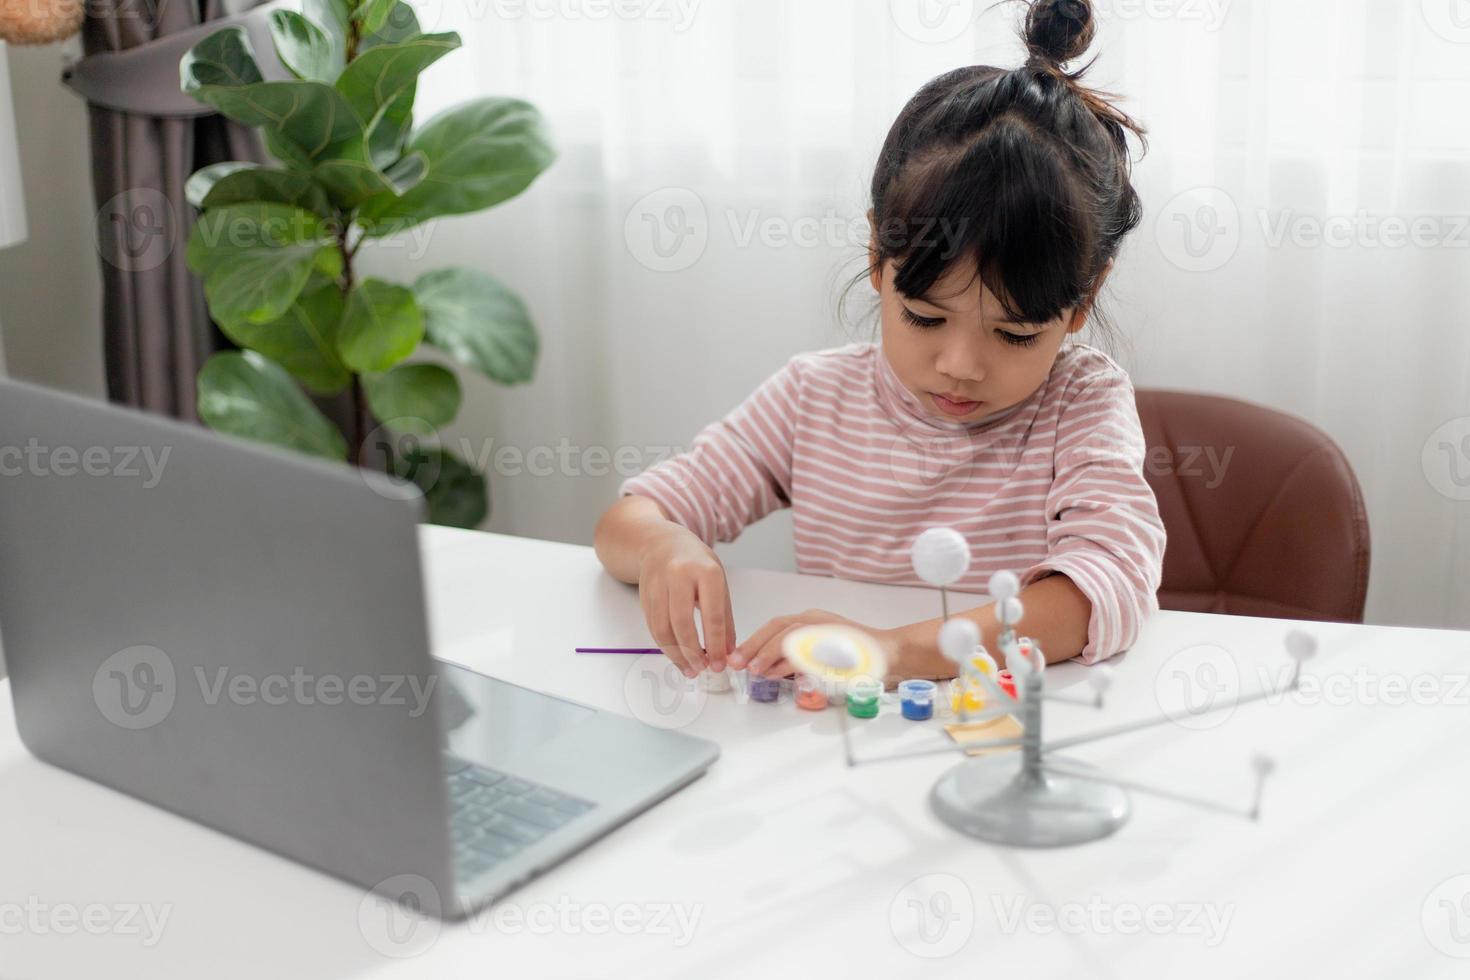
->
[636,526,736,679]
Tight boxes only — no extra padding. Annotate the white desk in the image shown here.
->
[3,526,1470,979]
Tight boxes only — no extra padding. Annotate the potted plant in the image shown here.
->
[178,0,554,526]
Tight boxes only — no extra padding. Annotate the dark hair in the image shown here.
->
[842,0,1146,353]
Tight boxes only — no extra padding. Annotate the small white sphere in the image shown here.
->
[938,617,980,664]
[811,634,860,670]
[997,596,1024,626]
[911,528,971,587]
[988,569,1020,601]
[1284,630,1318,662]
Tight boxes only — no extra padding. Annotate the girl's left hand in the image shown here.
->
[728,609,901,678]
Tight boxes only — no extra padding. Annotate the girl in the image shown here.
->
[594,0,1166,682]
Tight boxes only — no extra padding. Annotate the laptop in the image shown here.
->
[0,377,719,920]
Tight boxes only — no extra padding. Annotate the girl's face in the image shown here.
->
[870,255,1088,423]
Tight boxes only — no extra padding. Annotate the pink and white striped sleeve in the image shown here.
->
[617,357,801,546]
[1019,370,1167,664]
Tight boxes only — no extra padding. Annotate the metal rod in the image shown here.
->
[1042,760,1263,821]
[848,735,1027,768]
[1041,672,1301,754]
[1038,690,1104,708]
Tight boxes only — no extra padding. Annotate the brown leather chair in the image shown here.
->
[1135,390,1370,623]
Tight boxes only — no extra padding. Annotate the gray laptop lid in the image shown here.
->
[0,379,456,900]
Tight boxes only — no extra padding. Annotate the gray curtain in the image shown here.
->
[64,0,281,421]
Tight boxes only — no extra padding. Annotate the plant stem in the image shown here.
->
[350,377,366,467]
[336,217,363,465]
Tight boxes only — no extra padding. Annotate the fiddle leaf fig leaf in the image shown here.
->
[198,350,348,460]
[218,283,350,395]
[187,162,334,217]
[336,277,424,373]
[181,26,362,164]
[363,362,461,432]
[269,9,340,83]
[186,202,340,328]
[413,267,538,384]
[357,97,555,236]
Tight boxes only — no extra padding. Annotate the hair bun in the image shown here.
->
[1023,0,1096,66]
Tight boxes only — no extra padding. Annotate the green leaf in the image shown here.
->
[363,363,461,431]
[353,0,398,34]
[186,203,339,327]
[366,85,415,166]
[185,161,255,209]
[357,97,556,236]
[312,145,425,207]
[334,32,458,127]
[191,163,334,217]
[359,0,420,49]
[180,27,362,164]
[336,277,424,373]
[413,267,538,384]
[197,350,348,460]
[390,444,487,528]
[218,283,350,395]
[269,9,339,83]
[302,0,349,72]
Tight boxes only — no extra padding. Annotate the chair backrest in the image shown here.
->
[1134,389,1371,623]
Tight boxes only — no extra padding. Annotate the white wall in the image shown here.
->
[0,38,106,401]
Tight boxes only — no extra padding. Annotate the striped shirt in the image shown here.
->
[618,340,1166,664]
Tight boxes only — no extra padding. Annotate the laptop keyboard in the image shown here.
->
[444,755,597,883]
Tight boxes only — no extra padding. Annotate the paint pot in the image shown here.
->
[846,678,881,719]
[898,679,937,720]
[748,675,782,703]
[794,674,827,711]
[998,670,1017,699]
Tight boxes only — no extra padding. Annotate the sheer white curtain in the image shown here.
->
[364,0,1470,631]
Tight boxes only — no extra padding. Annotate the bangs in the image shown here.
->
[875,114,1096,325]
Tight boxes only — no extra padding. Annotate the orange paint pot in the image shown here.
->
[795,675,828,711]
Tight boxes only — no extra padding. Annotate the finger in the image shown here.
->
[723,588,738,659]
[759,657,797,679]
[695,568,732,672]
[729,616,788,670]
[669,576,708,677]
[642,577,692,677]
[747,625,801,677]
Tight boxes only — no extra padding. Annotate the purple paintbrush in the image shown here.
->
[574,646,663,655]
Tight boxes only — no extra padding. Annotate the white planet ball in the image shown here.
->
[938,617,980,664]
[911,528,971,587]
[988,569,1020,601]
[1284,630,1318,662]
[996,596,1024,625]
[811,634,860,670]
